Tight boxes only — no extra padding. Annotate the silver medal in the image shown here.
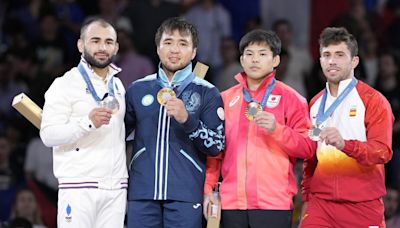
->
[308,125,322,141]
[100,96,120,114]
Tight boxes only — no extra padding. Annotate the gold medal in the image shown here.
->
[308,125,322,141]
[245,102,262,121]
[157,88,176,105]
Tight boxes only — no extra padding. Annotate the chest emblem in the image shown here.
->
[349,106,357,117]
[183,91,201,112]
[266,95,281,108]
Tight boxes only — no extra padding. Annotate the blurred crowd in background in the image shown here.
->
[0,0,399,227]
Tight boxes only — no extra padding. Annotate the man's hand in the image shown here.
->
[298,202,308,227]
[203,192,218,220]
[165,97,188,123]
[89,107,113,128]
[254,111,276,132]
[320,127,345,150]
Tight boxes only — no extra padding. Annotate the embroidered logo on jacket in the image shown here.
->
[266,95,281,108]
[183,91,201,112]
[349,106,357,117]
[229,96,240,107]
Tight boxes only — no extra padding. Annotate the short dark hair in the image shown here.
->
[319,27,358,57]
[239,29,281,56]
[154,17,199,48]
[80,17,116,39]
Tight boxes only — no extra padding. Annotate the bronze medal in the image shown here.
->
[157,88,176,105]
[245,102,262,121]
[308,125,322,141]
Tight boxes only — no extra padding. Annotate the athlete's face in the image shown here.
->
[240,42,280,81]
[319,42,359,85]
[157,29,196,77]
[78,22,119,69]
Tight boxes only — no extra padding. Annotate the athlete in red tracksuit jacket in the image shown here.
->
[301,27,394,228]
[204,29,316,228]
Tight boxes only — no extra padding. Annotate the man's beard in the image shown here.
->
[83,50,114,68]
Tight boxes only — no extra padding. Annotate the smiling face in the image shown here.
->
[319,42,359,85]
[157,29,196,78]
[77,21,119,69]
[240,42,280,83]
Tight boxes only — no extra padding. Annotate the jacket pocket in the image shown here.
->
[179,149,203,173]
[129,147,146,170]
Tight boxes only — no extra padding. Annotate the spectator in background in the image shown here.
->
[374,50,400,187]
[51,0,86,61]
[212,36,241,92]
[185,0,232,80]
[35,12,70,77]
[24,137,57,192]
[272,19,312,99]
[93,0,132,34]
[115,28,155,88]
[261,0,311,49]
[358,29,379,86]
[384,185,400,228]
[385,0,400,51]
[0,52,28,120]
[124,0,180,66]
[0,135,24,223]
[9,188,47,228]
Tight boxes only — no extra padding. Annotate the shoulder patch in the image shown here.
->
[141,94,154,106]
[217,107,225,120]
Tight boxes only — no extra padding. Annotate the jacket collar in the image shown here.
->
[235,70,276,92]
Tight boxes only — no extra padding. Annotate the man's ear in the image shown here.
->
[352,56,359,69]
[77,39,84,54]
[272,55,280,68]
[191,48,197,60]
[239,55,244,67]
[114,42,119,55]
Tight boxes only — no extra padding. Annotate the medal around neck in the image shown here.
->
[100,96,120,114]
[245,102,262,121]
[157,88,176,105]
[308,125,322,141]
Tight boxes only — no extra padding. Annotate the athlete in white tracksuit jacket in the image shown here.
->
[40,18,127,228]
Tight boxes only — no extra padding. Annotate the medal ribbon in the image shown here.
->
[78,63,116,102]
[316,78,357,125]
[243,78,276,108]
[157,73,196,97]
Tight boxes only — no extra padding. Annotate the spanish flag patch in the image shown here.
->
[349,107,357,117]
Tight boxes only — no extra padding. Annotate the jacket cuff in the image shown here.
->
[204,183,213,195]
[182,114,198,133]
[79,116,96,132]
[341,140,355,155]
[269,121,284,139]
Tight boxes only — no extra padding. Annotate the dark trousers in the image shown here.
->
[127,200,202,228]
[221,209,293,228]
